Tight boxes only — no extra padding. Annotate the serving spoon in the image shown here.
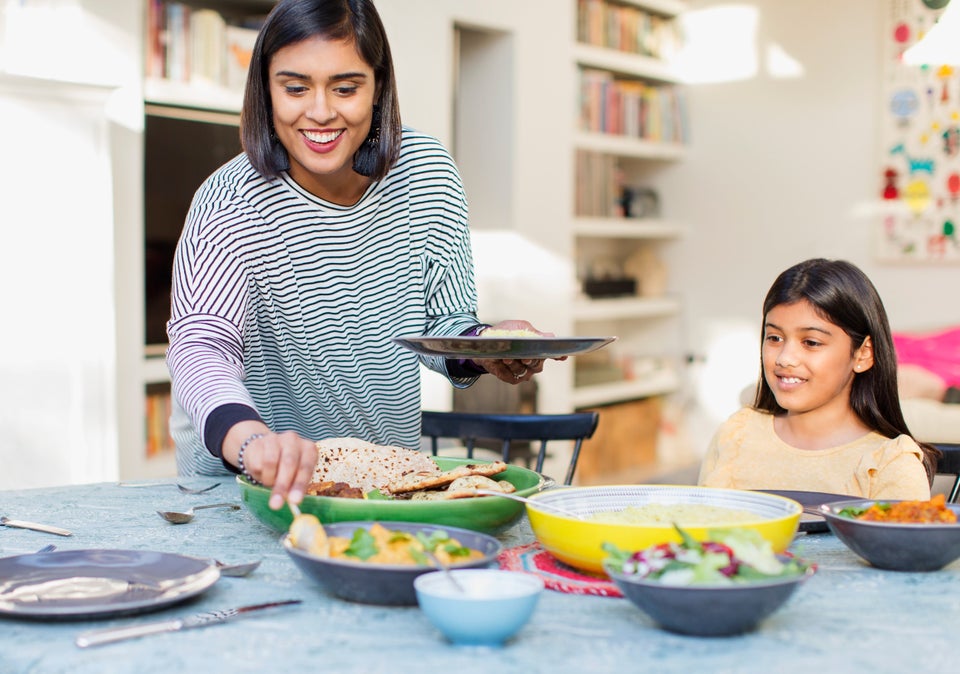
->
[157,502,241,524]
[473,490,583,519]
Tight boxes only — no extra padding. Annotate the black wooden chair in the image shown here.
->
[420,410,600,486]
[933,443,960,502]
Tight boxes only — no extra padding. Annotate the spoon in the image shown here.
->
[473,490,583,519]
[157,502,241,524]
[214,558,263,577]
[423,548,466,593]
[121,482,221,495]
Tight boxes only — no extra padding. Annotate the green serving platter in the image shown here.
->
[238,457,545,535]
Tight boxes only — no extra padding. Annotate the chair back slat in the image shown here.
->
[421,410,600,485]
[933,443,960,502]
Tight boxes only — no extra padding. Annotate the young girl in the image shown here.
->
[698,258,937,499]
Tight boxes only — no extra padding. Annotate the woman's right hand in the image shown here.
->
[225,423,318,510]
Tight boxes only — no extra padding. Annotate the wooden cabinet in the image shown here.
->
[575,397,662,485]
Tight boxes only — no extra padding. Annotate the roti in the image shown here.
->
[408,475,517,500]
[384,460,509,495]
[311,438,440,493]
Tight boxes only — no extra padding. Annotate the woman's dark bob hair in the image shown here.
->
[753,257,940,483]
[240,0,402,182]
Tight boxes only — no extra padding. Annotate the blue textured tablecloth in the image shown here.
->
[0,479,956,674]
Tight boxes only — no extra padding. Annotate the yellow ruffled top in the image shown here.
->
[697,407,931,500]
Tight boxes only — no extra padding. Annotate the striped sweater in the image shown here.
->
[167,128,481,476]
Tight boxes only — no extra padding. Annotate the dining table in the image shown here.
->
[0,477,956,674]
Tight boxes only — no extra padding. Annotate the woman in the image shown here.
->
[167,0,549,510]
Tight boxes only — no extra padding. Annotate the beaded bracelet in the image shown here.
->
[237,433,265,485]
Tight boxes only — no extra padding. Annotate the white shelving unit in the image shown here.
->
[131,0,274,478]
[571,0,688,409]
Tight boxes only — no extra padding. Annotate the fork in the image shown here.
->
[118,482,220,495]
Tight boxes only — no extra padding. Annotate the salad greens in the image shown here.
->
[603,526,810,585]
[837,505,875,519]
[345,527,472,563]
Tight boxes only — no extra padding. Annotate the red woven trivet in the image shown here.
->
[498,542,622,598]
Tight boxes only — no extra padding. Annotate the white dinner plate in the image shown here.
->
[0,549,220,619]
[393,335,617,359]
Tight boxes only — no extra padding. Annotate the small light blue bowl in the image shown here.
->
[414,569,544,646]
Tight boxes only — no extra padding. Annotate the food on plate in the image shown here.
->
[837,493,958,524]
[305,481,365,499]
[292,521,484,565]
[589,503,760,526]
[480,327,541,337]
[603,527,811,585]
[408,475,517,500]
[385,461,509,495]
[311,437,440,493]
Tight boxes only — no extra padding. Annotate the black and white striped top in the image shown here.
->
[167,128,481,476]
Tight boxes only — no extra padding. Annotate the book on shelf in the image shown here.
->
[575,150,623,218]
[144,0,266,93]
[225,24,260,91]
[145,384,175,458]
[579,68,688,143]
[576,0,682,60]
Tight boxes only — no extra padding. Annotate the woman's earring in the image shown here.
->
[352,104,382,177]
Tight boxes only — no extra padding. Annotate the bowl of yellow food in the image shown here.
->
[282,520,502,605]
[820,494,960,571]
[525,485,802,574]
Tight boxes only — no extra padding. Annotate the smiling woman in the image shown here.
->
[166,0,557,512]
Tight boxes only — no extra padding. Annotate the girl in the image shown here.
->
[698,258,937,499]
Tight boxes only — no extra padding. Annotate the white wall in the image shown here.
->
[378,1,577,414]
[0,1,142,488]
[657,0,960,453]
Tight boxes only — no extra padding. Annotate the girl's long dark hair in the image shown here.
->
[754,258,939,483]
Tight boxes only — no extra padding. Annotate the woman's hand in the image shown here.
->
[224,423,318,510]
[474,319,565,384]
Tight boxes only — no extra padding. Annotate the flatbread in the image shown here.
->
[311,438,440,493]
[408,475,517,500]
[384,460,508,494]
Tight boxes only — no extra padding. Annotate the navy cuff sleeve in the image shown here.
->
[204,403,264,473]
[446,323,491,378]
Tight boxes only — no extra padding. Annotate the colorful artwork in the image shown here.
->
[879,0,960,262]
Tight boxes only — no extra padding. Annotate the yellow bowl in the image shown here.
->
[526,485,802,574]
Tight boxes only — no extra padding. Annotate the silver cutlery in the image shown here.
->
[119,482,220,495]
[423,548,466,593]
[213,558,262,577]
[472,490,584,519]
[157,502,241,524]
[0,516,73,536]
[74,599,302,648]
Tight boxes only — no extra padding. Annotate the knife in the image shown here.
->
[0,516,72,537]
[75,599,302,648]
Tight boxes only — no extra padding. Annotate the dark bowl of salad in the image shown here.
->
[603,527,814,637]
[820,495,960,572]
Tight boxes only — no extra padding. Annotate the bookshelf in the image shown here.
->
[571,0,688,409]
[134,0,274,477]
